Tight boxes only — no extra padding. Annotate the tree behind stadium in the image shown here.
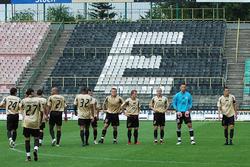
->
[89,3,116,20]
[47,4,75,22]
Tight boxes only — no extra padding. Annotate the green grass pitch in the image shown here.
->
[0,120,249,167]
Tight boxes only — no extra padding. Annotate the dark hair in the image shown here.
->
[130,89,137,95]
[80,87,88,94]
[26,88,34,96]
[224,86,229,90]
[37,89,43,96]
[10,87,17,95]
[87,88,92,92]
[181,83,186,86]
[111,87,117,91]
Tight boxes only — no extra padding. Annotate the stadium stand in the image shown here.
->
[0,22,50,94]
[44,20,226,97]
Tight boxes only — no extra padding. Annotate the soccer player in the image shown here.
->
[173,83,195,145]
[121,90,140,145]
[98,87,124,144]
[47,87,67,147]
[20,88,43,161]
[74,88,95,146]
[149,88,169,144]
[36,89,48,146]
[217,87,237,145]
[0,87,21,148]
[88,88,99,145]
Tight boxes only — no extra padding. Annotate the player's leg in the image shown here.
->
[12,114,19,145]
[187,123,195,145]
[84,120,91,146]
[78,119,85,146]
[99,113,111,144]
[160,126,165,144]
[55,112,63,146]
[56,125,62,146]
[91,117,98,144]
[112,126,118,144]
[153,126,158,144]
[23,128,31,161]
[33,130,40,161]
[49,112,56,146]
[176,113,183,145]
[134,127,139,144]
[229,124,235,145]
[127,127,132,144]
[99,122,109,143]
[39,123,45,146]
[222,115,229,145]
[7,115,15,147]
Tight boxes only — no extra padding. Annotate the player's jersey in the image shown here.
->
[37,97,47,123]
[217,94,236,117]
[149,96,168,113]
[122,98,140,115]
[74,94,94,119]
[103,95,124,114]
[0,95,21,115]
[47,94,67,112]
[20,97,43,129]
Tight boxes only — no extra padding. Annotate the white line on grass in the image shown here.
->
[10,143,249,166]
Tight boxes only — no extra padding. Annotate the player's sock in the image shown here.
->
[101,129,107,138]
[12,130,17,142]
[134,129,138,144]
[154,129,158,140]
[230,129,234,144]
[39,132,44,142]
[56,130,61,145]
[49,125,55,139]
[25,140,31,155]
[85,129,89,145]
[177,129,181,143]
[127,129,132,142]
[224,128,228,140]
[189,128,194,141]
[113,130,118,140]
[34,138,39,148]
[93,129,97,141]
[80,130,84,144]
[160,129,164,140]
[7,130,11,140]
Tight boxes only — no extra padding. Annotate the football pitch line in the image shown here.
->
[10,143,248,166]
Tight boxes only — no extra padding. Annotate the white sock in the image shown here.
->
[26,152,31,157]
[178,137,181,141]
[39,139,42,144]
[34,146,39,151]
[9,138,13,141]
[190,136,194,141]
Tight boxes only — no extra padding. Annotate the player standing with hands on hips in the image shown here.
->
[217,87,237,145]
[173,83,195,145]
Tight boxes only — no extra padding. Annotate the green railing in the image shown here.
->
[19,22,64,98]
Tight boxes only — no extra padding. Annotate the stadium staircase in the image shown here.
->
[31,28,74,91]
[224,28,250,106]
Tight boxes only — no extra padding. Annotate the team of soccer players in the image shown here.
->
[0,83,238,162]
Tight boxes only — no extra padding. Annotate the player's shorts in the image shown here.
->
[49,111,63,126]
[40,122,45,130]
[153,113,165,126]
[23,128,40,138]
[91,117,98,128]
[78,119,91,128]
[7,114,19,131]
[176,112,192,125]
[222,115,235,126]
[104,113,119,126]
[127,115,139,128]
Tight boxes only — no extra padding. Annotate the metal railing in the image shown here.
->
[18,22,65,97]
[1,7,225,22]
[63,46,224,58]
[235,18,241,63]
[47,76,225,89]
